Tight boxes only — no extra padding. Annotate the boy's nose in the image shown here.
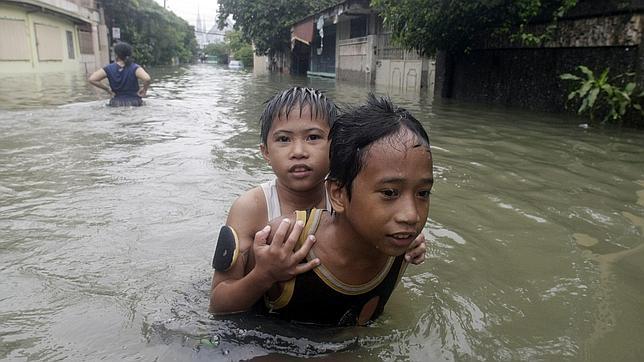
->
[290,141,308,158]
[394,196,420,225]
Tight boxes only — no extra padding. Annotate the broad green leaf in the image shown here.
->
[579,65,594,80]
[560,73,580,80]
[615,91,630,103]
[587,88,600,108]
[598,68,609,83]
[601,84,613,95]
[579,96,589,114]
[578,81,592,97]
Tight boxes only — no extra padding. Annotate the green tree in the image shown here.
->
[234,46,254,67]
[225,31,254,67]
[204,42,229,64]
[102,0,198,65]
[371,0,577,56]
[217,0,337,56]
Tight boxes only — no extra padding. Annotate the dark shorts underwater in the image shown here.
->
[109,95,143,107]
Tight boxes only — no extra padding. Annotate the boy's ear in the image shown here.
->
[327,180,347,213]
[259,143,271,164]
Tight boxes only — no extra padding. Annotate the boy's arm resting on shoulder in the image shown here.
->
[209,193,320,314]
[209,244,275,314]
[209,190,268,314]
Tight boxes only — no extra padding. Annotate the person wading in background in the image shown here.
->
[88,42,151,107]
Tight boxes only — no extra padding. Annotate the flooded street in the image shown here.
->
[1,65,643,361]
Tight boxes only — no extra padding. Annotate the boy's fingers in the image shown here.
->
[270,218,291,249]
[294,258,320,275]
[408,251,426,265]
[292,234,315,260]
[408,233,425,249]
[405,243,426,264]
[254,225,271,247]
[284,220,305,251]
[404,250,417,261]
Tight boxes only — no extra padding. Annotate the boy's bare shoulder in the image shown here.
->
[229,186,265,213]
[227,187,269,242]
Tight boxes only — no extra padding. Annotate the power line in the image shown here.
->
[195,29,227,36]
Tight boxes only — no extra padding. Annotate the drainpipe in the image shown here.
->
[25,10,36,70]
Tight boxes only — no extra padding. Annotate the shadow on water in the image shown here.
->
[1,64,643,361]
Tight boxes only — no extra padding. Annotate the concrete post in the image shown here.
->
[366,35,377,84]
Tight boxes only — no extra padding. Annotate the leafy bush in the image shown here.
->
[234,45,254,68]
[225,31,253,67]
[204,43,229,64]
[560,66,644,125]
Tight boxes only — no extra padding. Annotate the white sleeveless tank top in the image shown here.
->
[260,179,331,221]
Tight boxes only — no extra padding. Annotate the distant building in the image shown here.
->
[0,0,109,74]
[202,24,226,46]
[287,0,435,92]
[195,10,229,49]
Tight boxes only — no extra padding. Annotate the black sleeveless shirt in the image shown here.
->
[256,209,408,326]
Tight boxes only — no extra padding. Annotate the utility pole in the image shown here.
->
[164,0,166,8]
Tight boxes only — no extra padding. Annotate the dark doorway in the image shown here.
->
[310,24,336,75]
[291,41,310,75]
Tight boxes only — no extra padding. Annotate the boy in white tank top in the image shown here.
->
[209,87,426,314]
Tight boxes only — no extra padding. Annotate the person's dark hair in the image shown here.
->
[328,94,430,199]
[114,42,133,67]
[259,87,338,145]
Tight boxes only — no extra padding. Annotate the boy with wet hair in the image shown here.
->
[209,88,426,315]
[217,94,434,326]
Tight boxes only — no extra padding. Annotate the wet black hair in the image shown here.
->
[259,87,338,145]
[328,94,430,199]
[114,42,133,67]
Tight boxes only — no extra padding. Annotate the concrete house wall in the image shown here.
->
[0,0,107,74]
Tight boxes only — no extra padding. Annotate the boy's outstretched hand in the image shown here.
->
[405,233,427,265]
[252,218,320,285]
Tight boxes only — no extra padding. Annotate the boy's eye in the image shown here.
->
[418,190,432,199]
[307,134,323,141]
[275,135,290,143]
[381,189,399,198]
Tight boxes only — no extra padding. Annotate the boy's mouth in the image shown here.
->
[289,164,312,177]
[387,232,416,247]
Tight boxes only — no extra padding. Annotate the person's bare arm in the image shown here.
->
[135,67,151,97]
[209,189,268,313]
[88,68,112,95]
[209,189,318,314]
